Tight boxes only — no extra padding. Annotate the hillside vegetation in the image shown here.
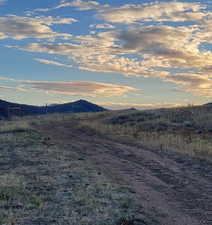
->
[73,104,212,160]
[1,104,212,225]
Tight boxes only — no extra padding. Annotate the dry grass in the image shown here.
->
[0,117,141,225]
[70,106,212,160]
[2,104,212,160]
[1,105,212,224]
[0,119,31,133]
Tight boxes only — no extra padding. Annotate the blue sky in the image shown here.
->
[0,0,212,109]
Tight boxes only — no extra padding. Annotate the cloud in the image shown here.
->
[34,8,52,12]
[8,1,212,98]
[27,81,138,97]
[97,2,206,24]
[15,35,169,78]
[196,17,212,43]
[49,1,207,24]
[0,15,77,40]
[0,84,27,92]
[34,58,73,68]
[15,21,212,97]
[116,25,194,53]
[201,66,212,74]
[55,0,109,11]
[35,0,109,12]
[0,85,16,90]
[18,42,79,55]
[89,23,114,29]
[36,1,210,25]
[12,26,201,77]
[165,73,212,97]
[115,25,212,70]
[0,76,16,81]
[0,77,139,97]
[16,23,210,78]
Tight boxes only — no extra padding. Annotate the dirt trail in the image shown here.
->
[38,121,212,225]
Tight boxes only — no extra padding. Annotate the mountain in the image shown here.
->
[0,99,107,118]
[45,100,107,113]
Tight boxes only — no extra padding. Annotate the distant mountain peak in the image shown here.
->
[0,99,107,118]
[76,99,88,103]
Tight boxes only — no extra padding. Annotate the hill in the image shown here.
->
[0,99,107,118]
[45,99,107,113]
[1,108,212,225]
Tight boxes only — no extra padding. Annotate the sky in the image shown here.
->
[0,0,212,109]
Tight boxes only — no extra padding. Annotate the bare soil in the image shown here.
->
[38,120,212,225]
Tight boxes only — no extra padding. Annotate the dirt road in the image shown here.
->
[38,121,212,225]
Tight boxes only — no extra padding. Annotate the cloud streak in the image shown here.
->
[0,77,139,97]
[89,23,115,29]
[34,58,73,68]
[55,0,109,11]
[28,81,138,97]
[0,15,77,40]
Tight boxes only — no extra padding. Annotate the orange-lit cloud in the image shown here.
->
[0,77,139,97]
[27,81,139,97]
[165,73,212,97]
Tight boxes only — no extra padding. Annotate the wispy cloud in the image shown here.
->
[43,1,208,24]
[55,0,109,11]
[96,2,207,24]
[0,85,17,90]
[15,40,169,78]
[0,77,139,97]
[165,73,212,97]
[89,23,114,29]
[34,0,109,12]
[34,58,73,68]
[0,77,16,81]
[0,15,77,40]
[28,81,139,97]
